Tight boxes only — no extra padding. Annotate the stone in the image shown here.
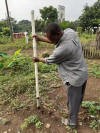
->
[45,123,51,128]
[3,131,7,133]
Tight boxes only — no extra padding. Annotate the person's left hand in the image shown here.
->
[33,57,40,62]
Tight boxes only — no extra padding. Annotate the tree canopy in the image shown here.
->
[40,6,58,24]
[79,0,100,31]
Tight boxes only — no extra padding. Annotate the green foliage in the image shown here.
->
[82,101,97,115]
[82,101,96,108]
[10,98,25,110]
[0,18,31,34]
[2,27,10,36]
[35,121,43,128]
[21,115,43,130]
[80,33,96,44]
[0,37,32,51]
[0,52,8,57]
[0,50,36,103]
[40,6,58,24]
[82,100,100,131]
[0,49,34,75]
[38,62,57,73]
[89,63,100,78]
[59,21,75,30]
[59,21,69,30]
[17,20,31,33]
[0,36,11,44]
[35,20,45,32]
[90,120,100,131]
[79,0,100,31]
[0,49,59,107]
[66,126,78,133]
[77,27,83,35]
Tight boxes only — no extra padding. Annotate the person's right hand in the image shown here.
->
[32,35,41,41]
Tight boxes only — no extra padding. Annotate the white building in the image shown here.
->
[58,5,65,23]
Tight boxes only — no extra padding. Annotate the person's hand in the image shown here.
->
[33,57,46,63]
[32,35,41,41]
[33,57,40,62]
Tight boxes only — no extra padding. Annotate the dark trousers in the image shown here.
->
[66,81,87,124]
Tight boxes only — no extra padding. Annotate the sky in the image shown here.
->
[0,0,97,22]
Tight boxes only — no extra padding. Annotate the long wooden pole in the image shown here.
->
[5,0,13,41]
[31,10,40,108]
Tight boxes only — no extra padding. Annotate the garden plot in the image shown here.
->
[0,47,100,133]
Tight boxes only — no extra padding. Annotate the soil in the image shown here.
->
[0,48,100,133]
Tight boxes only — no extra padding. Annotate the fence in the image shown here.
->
[82,45,100,59]
[38,45,100,59]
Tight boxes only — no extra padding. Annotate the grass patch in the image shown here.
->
[89,63,100,78]
[0,36,54,52]
[0,49,58,110]
[80,33,96,45]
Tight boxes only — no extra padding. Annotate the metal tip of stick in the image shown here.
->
[37,106,41,110]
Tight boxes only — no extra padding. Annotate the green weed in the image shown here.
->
[82,101,100,131]
[66,126,77,133]
[0,49,59,109]
[89,63,100,78]
[21,115,43,130]
[10,99,25,110]
[90,120,100,131]
[80,33,96,45]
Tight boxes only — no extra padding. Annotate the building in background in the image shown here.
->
[58,5,65,23]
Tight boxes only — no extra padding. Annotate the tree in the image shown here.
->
[3,17,19,33]
[2,27,10,36]
[0,21,6,32]
[59,21,77,30]
[79,0,100,31]
[0,20,10,36]
[77,27,83,35]
[40,6,58,24]
[35,19,45,32]
[17,20,31,33]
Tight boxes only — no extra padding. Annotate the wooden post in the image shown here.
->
[31,10,40,108]
[5,0,13,41]
[96,30,100,50]
[24,32,29,44]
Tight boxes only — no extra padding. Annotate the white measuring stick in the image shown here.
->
[31,10,40,108]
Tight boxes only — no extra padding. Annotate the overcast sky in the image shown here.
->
[0,0,97,22]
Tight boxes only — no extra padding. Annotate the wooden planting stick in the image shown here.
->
[31,10,40,109]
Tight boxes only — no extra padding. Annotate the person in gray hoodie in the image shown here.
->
[33,23,88,128]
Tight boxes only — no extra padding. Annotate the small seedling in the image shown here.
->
[21,115,43,130]
[35,121,43,128]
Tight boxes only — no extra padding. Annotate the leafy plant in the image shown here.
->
[90,120,100,131]
[10,99,25,110]
[21,115,43,130]
[35,121,43,128]
[82,101,97,115]
[82,101,100,131]
[38,62,57,73]
[66,126,78,133]
[0,49,34,75]
[0,52,7,57]
[89,64,100,78]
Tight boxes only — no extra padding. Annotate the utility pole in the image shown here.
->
[5,0,13,41]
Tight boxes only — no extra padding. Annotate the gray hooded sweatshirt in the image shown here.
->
[45,28,88,87]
